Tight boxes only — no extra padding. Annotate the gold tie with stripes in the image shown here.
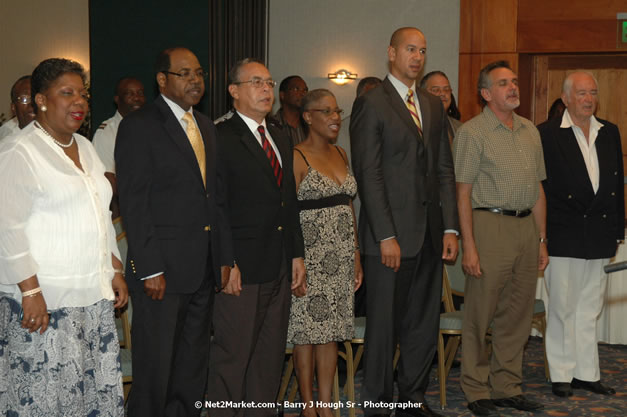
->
[406,89,423,136]
[183,112,206,186]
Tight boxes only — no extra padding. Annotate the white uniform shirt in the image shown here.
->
[0,123,120,309]
[92,110,123,173]
[0,118,20,141]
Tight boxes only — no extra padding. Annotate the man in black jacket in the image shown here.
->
[539,70,623,398]
[208,58,306,417]
[115,47,234,417]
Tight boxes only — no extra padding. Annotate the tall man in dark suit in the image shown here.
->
[208,58,306,417]
[115,47,234,417]
[350,27,459,417]
[539,71,623,398]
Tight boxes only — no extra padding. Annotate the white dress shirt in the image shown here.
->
[388,73,423,127]
[0,123,120,309]
[561,109,603,193]
[237,111,283,166]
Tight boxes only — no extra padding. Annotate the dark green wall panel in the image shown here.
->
[89,0,209,137]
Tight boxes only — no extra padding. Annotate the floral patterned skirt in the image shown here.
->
[0,295,124,416]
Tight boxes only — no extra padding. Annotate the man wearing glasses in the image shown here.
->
[420,71,462,148]
[115,47,235,417]
[209,58,306,417]
[0,75,35,140]
[272,75,309,146]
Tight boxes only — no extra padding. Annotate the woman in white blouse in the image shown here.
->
[0,58,128,416]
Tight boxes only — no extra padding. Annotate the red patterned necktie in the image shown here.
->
[257,125,283,186]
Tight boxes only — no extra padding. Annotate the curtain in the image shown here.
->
[208,0,267,120]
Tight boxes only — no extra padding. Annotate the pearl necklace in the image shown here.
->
[35,122,75,148]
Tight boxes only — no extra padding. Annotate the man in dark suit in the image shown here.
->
[207,58,306,417]
[350,27,459,417]
[115,47,234,417]
[539,71,623,398]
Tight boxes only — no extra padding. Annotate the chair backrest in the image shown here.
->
[117,232,128,266]
[444,247,466,297]
[113,216,124,237]
[442,267,456,313]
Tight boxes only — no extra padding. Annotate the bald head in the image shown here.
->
[390,27,424,48]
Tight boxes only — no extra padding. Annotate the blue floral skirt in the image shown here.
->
[0,295,124,416]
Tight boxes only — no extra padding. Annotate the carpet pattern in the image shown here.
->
[280,337,626,416]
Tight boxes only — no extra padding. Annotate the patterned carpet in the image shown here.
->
[280,337,627,416]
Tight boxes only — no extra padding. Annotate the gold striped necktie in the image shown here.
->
[406,89,423,136]
[183,112,206,186]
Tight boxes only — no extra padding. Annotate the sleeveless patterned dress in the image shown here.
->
[287,147,358,344]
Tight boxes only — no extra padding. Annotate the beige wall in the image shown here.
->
[268,0,460,116]
[0,0,89,121]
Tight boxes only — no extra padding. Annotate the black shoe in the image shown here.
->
[467,399,499,416]
[552,382,573,397]
[492,395,544,411]
[396,401,443,417]
[572,378,616,395]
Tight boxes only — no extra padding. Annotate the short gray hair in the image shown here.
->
[562,70,599,99]
[477,60,512,105]
[228,58,265,85]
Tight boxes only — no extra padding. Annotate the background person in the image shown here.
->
[421,70,462,147]
[0,75,35,140]
[0,57,128,416]
[288,89,363,417]
[93,76,145,218]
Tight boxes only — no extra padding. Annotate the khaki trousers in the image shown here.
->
[460,210,539,402]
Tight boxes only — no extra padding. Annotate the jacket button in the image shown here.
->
[204,225,211,231]
[612,192,616,196]
[277,226,283,231]
[603,214,607,218]
[281,201,285,207]
[567,194,572,199]
[584,214,587,218]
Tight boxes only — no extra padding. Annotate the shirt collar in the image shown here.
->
[482,105,523,131]
[560,108,604,131]
[387,73,416,101]
[237,111,267,136]
[161,94,194,122]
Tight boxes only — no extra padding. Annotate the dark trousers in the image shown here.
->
[208,259,291,417]
[361,235,442,416]
[127,273,214,417]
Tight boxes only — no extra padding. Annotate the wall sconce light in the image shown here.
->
[328,69,358,85]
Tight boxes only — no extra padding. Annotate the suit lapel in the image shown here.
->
[156,97,205,188]
[195,109,214,190]
[592,125,613,198]
[416,89,430,145]
[554,121,595,200]
[232,113,279,189]
[382,77,423,142]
